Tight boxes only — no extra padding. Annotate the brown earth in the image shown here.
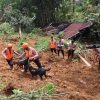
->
[0,37,100,100]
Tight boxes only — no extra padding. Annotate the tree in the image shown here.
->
[33,0,62,27]
[0,0,35,34]
[0,0,62,27]
[4,8,35,37]
[0,0,99,31]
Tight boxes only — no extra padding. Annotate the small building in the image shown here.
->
[64,22,93,40]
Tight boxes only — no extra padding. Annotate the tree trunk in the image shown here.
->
[18,24,22,38]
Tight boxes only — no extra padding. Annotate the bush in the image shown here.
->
[57,31,64,38]
[0,22,14,35]
[75,42,86,55]
[31,28,44,35]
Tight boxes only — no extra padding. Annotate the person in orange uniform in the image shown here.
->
[49,36,56,55]
[19,43,42,72]
[2,43,19,70]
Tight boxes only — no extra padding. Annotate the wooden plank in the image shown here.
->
[78,54,92,68]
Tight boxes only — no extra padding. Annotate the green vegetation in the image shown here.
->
[0,0,99,32]
[4,7,35,33]
[0,79,5,91]
[0,22,14,35]
[0,0,99,99]
[57,31,64,38]
[75,42,86,55]
[34,37,49,52]
[17,38,26,49]
[31,28,44,35]
[0,82,55,100]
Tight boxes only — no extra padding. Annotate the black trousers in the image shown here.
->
[68,49,74,59]
[58,49,64,58]
[19,58,29,72]
[50,48,56,54]
[19,58,42,72]
[33,58,42,68]
[6,59,13,69]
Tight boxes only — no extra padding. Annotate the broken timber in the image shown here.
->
[78,54,92,68]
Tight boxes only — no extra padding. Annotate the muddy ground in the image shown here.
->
[0,37,100,100]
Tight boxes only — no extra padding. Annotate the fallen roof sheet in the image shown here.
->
[64,22,93,39]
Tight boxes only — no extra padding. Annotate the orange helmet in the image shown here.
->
[7,43,12,48]
[22,43,28,49]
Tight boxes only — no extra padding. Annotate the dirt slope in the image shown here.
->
[0,37,100,100]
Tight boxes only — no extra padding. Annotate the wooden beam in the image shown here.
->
[78,54,92,68]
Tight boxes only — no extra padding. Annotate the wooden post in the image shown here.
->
[78,54,92,68]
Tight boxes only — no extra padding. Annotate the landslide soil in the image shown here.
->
[0,37,100,100]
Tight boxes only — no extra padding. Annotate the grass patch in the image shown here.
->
[0,82,55,100]
[34,37,49,52]
[0,77,5,91]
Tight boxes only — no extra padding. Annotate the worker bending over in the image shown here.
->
[19,43,42,72]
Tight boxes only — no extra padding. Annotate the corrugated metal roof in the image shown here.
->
[64,22,93,39]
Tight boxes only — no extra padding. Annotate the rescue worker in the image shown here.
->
[57,37,64,58]
[49,36,56,55]
[67,40,76,60]
[2,43,19,70]
[19,43,42,72]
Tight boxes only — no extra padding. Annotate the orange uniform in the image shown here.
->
[25,48,36,58]
[2,43,19,70]
[50,40,56,48]
[20,44,42,69]
[5,49,14,60]
[2,48,14,60]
